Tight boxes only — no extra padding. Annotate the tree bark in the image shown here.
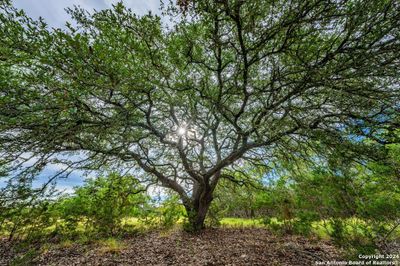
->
[184,187,213,232]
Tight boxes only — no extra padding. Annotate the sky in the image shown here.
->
[13,0,162,29]
[8,0,162,193]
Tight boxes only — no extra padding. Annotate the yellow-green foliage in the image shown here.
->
[220,218,265,228]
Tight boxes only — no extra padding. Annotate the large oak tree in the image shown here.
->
[1,0,399,230]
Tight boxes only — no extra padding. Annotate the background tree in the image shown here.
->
[1,0,399,230]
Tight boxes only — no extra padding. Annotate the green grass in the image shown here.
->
[217,217,329,239]
[219,217,400,241]
[312,221,331,239]
[220,217,265,228]
[2,216,399,243]
[122,217,141,226]
[97,237,126,254]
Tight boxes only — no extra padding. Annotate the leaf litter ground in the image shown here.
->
[1,228,342,265]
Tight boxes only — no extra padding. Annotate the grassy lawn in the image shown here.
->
[220,217,265,228]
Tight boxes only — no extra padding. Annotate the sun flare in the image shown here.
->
[177,127,186,136]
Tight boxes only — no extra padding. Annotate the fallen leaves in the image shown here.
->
[1,228,343,265]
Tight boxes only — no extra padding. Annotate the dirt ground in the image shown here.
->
[1,228,343,265]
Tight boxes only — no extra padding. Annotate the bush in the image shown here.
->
[292,212,317,236]
[205,201,223,227]
[0,178,58,241]
[158,195,185,228]
[138,194,185,229]
[55,173,149,237]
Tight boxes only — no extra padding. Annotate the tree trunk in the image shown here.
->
[184,189,213,232]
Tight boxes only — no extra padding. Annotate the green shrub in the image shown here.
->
[159,195,184,228]
[55,173,149,237]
